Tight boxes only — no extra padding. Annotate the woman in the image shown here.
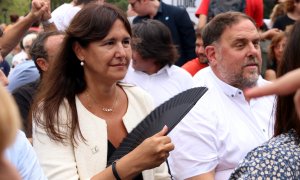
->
[230,20,300,179]
[264,32,287,80]
[32,3,173,180]
[273,0,300,32]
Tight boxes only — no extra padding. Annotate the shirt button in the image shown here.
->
[238,92,242,95]
[231,94,234,97]
[263,129,266,132]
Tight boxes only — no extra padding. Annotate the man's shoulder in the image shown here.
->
[12,80,38,98]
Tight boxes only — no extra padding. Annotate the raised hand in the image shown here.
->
[129,125,174,170]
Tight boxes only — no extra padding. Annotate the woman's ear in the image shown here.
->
[205,45,218,67]
[72,42,85,61]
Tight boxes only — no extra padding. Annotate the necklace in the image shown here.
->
[85,88,119,113]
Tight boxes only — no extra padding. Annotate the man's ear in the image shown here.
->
[36,58,49,72]
[205,45,218,67]
[72,42,85,61]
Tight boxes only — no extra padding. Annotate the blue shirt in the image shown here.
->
[7,60,39,92]
[5,130,47,180]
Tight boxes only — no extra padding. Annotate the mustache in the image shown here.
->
[197,53,207,58]
[243,56,259,67]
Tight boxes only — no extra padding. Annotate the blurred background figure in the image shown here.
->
[182,28,208,76]
[0,84,21,180]
[123,19,193,107]
[51,0,104,31]
[5,14,20,32]
[273,0,300,32]
[128,0,196,66]
[7,33,39,92]
[12,31,65,138]
[264,31,288,80]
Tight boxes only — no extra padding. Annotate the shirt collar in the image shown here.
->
[208,67,243,98]
[157,64,171,76]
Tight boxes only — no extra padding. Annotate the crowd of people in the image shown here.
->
[0,0,300,179]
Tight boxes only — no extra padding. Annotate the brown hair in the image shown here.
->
[131,19,179,67]
[274,20,300,137]
[268,32,288,64]
[32,2,131,144]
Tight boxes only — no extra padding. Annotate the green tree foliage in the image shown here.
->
[0,0,128,24]
[0,0,30,23]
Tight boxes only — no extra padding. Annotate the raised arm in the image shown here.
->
[0,0,49,59]
[245,68,300,98]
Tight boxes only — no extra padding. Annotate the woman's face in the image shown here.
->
[274,37,287,62]
[74,19,132,85]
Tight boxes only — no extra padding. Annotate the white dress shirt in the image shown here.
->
[123,65,194,107]
[51,3,81,31]
[168,67,275,180]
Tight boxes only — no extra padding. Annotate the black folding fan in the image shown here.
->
[107,86,208,165]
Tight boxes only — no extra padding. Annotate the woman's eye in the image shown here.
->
[105,41,114,46]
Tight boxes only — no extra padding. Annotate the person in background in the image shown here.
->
[123,19,193,107]
[0,81,46,180]
[196,0,264,29]
[273,0,300,31]
[7,33,39,92]
[128,0,196,66]
[5,14,20,32]
[269,1,285,27]
[230,20,300,179]
[168,12,275,180]
[48,0,104,31]
[32,3,173,179]
[264,31,288,80]
[0,84,21,180]
[182,28,208,76]
[12,31,64,138]
[0,0,50,62]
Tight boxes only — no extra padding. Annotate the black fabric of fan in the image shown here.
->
[107,87,208,165]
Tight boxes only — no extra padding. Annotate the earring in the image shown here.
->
[80,61,84,66]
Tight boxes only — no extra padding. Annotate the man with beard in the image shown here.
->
[182,28,209,76]
[168,12,275,180]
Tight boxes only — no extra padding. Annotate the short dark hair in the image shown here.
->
[202,12,256,47]
[195,28,202,39]
[30,31,64,74]
[132,19,179,67]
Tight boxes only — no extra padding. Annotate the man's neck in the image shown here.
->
[149,0,160,18]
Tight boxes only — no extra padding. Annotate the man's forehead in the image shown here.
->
[222,21,259,41]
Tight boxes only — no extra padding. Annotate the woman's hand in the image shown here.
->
[114,125,174,179]
[132,125,174,170]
